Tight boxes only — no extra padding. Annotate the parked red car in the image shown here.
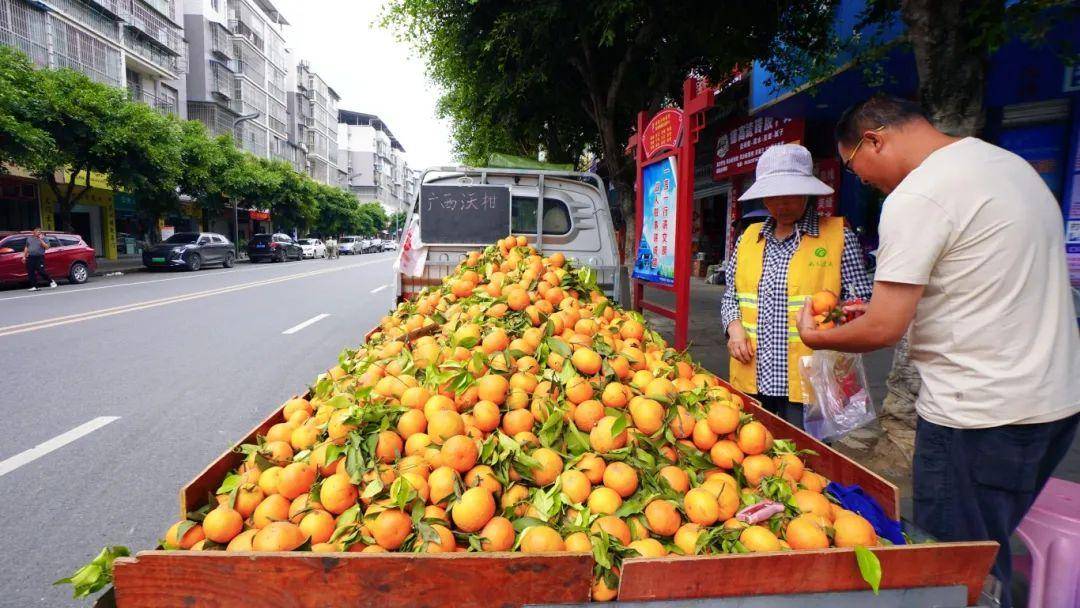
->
[0,231,97,286]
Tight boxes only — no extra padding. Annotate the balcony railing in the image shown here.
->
[229,18,263,52]
[85,0,126,18]
[49,0,120,41]
[122,28,179,76]
[209,21,233,60]
[128,87,178,116]
[210,61,233,99]
[120,0,183,55]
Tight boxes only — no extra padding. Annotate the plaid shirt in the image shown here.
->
[721,210,873,398]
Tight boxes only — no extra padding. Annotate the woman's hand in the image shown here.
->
[727,321,755,364]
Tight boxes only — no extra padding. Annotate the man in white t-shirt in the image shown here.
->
[796,94,1079,606]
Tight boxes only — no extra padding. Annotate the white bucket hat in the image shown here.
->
[737,143,833,201]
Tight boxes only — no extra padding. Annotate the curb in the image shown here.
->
[92,258,252,277]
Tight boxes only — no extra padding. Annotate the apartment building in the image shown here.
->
[183,0,291,164]
[337,109,414,214]
[292,60,343,185]
[0,0,187,116]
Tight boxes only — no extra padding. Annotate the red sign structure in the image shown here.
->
[249,210,270,221]
[814,158,841,217]
[629,78,714,350]
[714,117,805,180]
[640,108,684,159]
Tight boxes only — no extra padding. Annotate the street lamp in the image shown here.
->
[231,112,261,256]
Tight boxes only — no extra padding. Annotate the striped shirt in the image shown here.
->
[721,211,873,398]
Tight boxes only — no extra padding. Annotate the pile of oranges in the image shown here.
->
[162,237,880,601]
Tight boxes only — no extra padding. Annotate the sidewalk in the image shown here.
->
[92,255,251,277]
[639,278,1080,517]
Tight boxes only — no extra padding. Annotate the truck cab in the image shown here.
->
[395,166,622,304]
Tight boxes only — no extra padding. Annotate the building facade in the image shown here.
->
[0,0,188,259]
[183,0,290,164]
[291,60,342,185]
[338,109,414,214]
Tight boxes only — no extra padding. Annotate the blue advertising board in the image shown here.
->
[632,157,678,286]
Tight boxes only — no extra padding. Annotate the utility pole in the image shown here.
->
[230,112,261,257]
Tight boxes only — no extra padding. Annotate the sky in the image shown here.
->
[272,0,454,169]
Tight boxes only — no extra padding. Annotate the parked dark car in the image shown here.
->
[143,232,235,271]
[248,233,303,262]
[0,231,97,285]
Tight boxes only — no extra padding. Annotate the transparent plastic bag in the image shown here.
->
[799,350,879,441]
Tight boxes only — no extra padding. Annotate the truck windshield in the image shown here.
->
[511,197,572,235]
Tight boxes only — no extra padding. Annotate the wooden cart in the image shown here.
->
[111,329,997,607]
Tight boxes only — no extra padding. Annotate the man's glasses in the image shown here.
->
[843,126,885,174]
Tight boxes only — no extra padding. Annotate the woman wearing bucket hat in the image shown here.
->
[721,143,872,428]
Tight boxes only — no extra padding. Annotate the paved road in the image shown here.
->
[0,253,399,607]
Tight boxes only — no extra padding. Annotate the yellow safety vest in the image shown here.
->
[730,216,844,403]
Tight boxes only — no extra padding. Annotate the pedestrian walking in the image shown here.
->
[23,228,56,291]
[797,94,1080,607]
[327,236,338,259]
[722,144,873,429]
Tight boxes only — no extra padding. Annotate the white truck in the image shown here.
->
[394,166,622,304]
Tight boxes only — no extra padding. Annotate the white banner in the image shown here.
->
[396,214,427,277]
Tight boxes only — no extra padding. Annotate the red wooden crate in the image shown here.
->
[114,328,996,607]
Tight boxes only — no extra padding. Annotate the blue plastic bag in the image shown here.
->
[826,481,906,545]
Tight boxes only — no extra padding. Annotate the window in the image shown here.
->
[58,236,81,246]
[45,236,61,247]
[211,235,228,244]
[2,236,26,252]
[164,233,199,244]
[511,197,572,235]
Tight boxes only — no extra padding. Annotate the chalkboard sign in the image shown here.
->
[420,184,512,245]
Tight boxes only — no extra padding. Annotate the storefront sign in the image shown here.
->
[1064,105,1080,286]
[633,157,678,286]
[714,117,804,180]
[814,158,841,217]
[62,170,112,191]
[641,109,684,159]
[161,225,175,240]
[249,210,270,221]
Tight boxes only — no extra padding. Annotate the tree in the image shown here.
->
[0,47,50,172]
[384,0,836,253]
[387,211,408,235]
[24,64,182,231]
[357,203,389,236]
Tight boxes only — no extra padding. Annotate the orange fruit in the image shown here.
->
[739,525,782,552]
[737,421,773,455]
[683,488,720,526]
[506,287,530,311]
[501,409,535,435]
[628,538,667,557]
[290,424,319,451]
[709,440,745,470]
[530,448,563,486]
[471,400,501,432]
[464,464,502,496]
[644,499,682,537]
[573,399,605,432]
[226,529,258,552]
[602,462,639,498]
[629,398,665,435]
[742,454,777,487]
[479,516,516,551]
[785,515,830,550]
[501,484,530,517]
[252,494,291,529]
[234,486,265,519]
[590,416,628,453]
[692,419,719,451]
[591,515,632,545]
[811,290,838,315]
[452,486,497,532]
[801,470,829,493]
[397,409,428,439]
[320,472,359,515]
[427,410,465,444]
[253,521,307,552]
[564,531,593,553]
[520,525,565,552]
[658,465,690,493]
[165,521,205,550]
[833,512,878,547]
[674,523,703,555]
[601,382,630,408]
[571,349,602,375]
[565,376,594,405]
[277,462,317,500]
[427,466,459,506]
[575,453,606,484]
[371,509,413,550]
[440,435,479,473]
[774,453,805,482]
[669,406,696,439]
[482,329,510,354]
[559,470,592,504]
[587,486,623,515]
[476,374,509,405]
[706,403,740,435]
[299,509,336,545]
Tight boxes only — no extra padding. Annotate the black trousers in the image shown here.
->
[914,413,1079,608]
[752,393,804,429]
[25,254,50,286]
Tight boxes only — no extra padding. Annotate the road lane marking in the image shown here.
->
[0,259,390,337]
[282,313,330,335]
[0,417,119,478]
[0,253,397,302]
[370,284,389,294]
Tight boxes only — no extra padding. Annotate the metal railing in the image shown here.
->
[0,0,49,67]
[121,0,183,55]
[209,21,233,59]
[121,27,179,75]
[128,86,177,115]
[49,0,120,40]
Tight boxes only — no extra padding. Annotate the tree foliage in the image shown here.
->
[383,0,838,235]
